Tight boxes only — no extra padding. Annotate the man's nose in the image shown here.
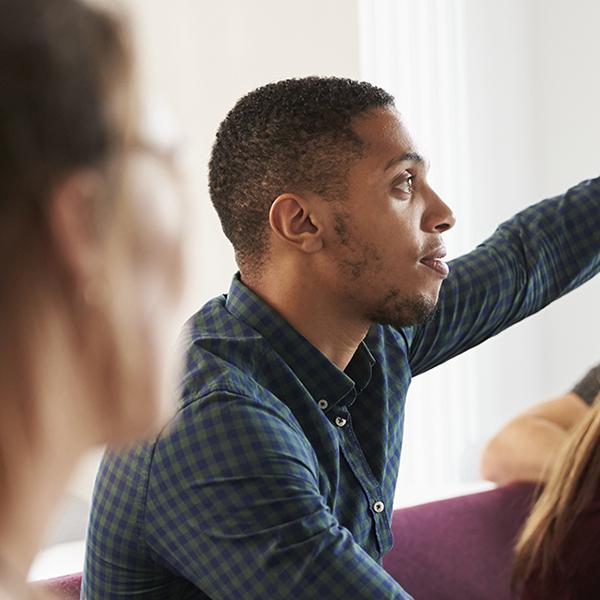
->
[423,187,456,233]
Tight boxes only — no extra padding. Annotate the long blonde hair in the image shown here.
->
[513,392,600,590]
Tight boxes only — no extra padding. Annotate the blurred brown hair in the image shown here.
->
[0,0,133,244]
[0,0,134,495]
[513,392,600,592]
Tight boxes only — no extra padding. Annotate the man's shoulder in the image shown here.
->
[178,294,276,401]
[181,293,262,349]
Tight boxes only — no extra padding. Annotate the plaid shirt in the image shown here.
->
[83,178,600,599]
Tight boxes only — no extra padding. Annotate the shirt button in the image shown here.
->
[335,416,347,427]
[318,399,328,410]
[373,501,385,514]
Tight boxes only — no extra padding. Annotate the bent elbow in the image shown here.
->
[479,438,512,485]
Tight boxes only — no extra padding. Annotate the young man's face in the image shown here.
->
[322,106,455,328]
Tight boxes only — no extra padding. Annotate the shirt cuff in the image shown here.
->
[571,364,600,406]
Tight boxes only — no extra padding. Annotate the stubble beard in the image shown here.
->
[365,287,438,329]
[339,260,440,328]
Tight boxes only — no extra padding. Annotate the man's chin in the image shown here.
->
[367,292,438,329]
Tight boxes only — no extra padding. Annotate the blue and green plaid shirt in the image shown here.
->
[83,178,600,599]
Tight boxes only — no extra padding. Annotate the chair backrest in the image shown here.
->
[35,572,82,599]
[384,483,538,600]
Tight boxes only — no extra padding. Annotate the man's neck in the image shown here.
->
[241,269,369,371]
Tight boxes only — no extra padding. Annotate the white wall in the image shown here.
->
[461,0,600,442]
[532,0,600,396]
[124,0,361,317]
[458,0,544,450]
[362,0,599,499]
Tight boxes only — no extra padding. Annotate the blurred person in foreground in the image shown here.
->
[481,363,600,485]
[513,391,600,598]
[84,77,600,599]
[0,0,186,597]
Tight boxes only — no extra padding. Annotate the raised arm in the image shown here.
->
[145,392,413,600]
[480,364,600,484]
[406,177,600,374]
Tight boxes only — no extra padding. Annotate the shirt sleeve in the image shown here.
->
[144,391,413,600]
[572,364,600,406]
[406,177,600,375]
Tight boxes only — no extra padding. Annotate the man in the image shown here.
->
[83,77,600,599]
[481,363,600,484]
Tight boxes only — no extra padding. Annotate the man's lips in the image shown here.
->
[419,247,449,278]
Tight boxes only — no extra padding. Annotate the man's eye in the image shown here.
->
[394,175,414,195]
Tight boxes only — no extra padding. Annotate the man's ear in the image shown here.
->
[47,170,107,286]
[268,193,324,254]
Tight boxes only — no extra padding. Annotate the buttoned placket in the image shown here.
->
[314,366,392,557]
[333,406,393,558]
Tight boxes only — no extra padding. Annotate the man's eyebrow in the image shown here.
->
[384,152,426,171]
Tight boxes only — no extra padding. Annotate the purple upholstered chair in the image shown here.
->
[384,483,538,600]
[35,572,82,599]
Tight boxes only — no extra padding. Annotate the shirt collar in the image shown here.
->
[225,274,374,409]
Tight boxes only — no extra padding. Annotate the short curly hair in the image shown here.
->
[208,76,394,272]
